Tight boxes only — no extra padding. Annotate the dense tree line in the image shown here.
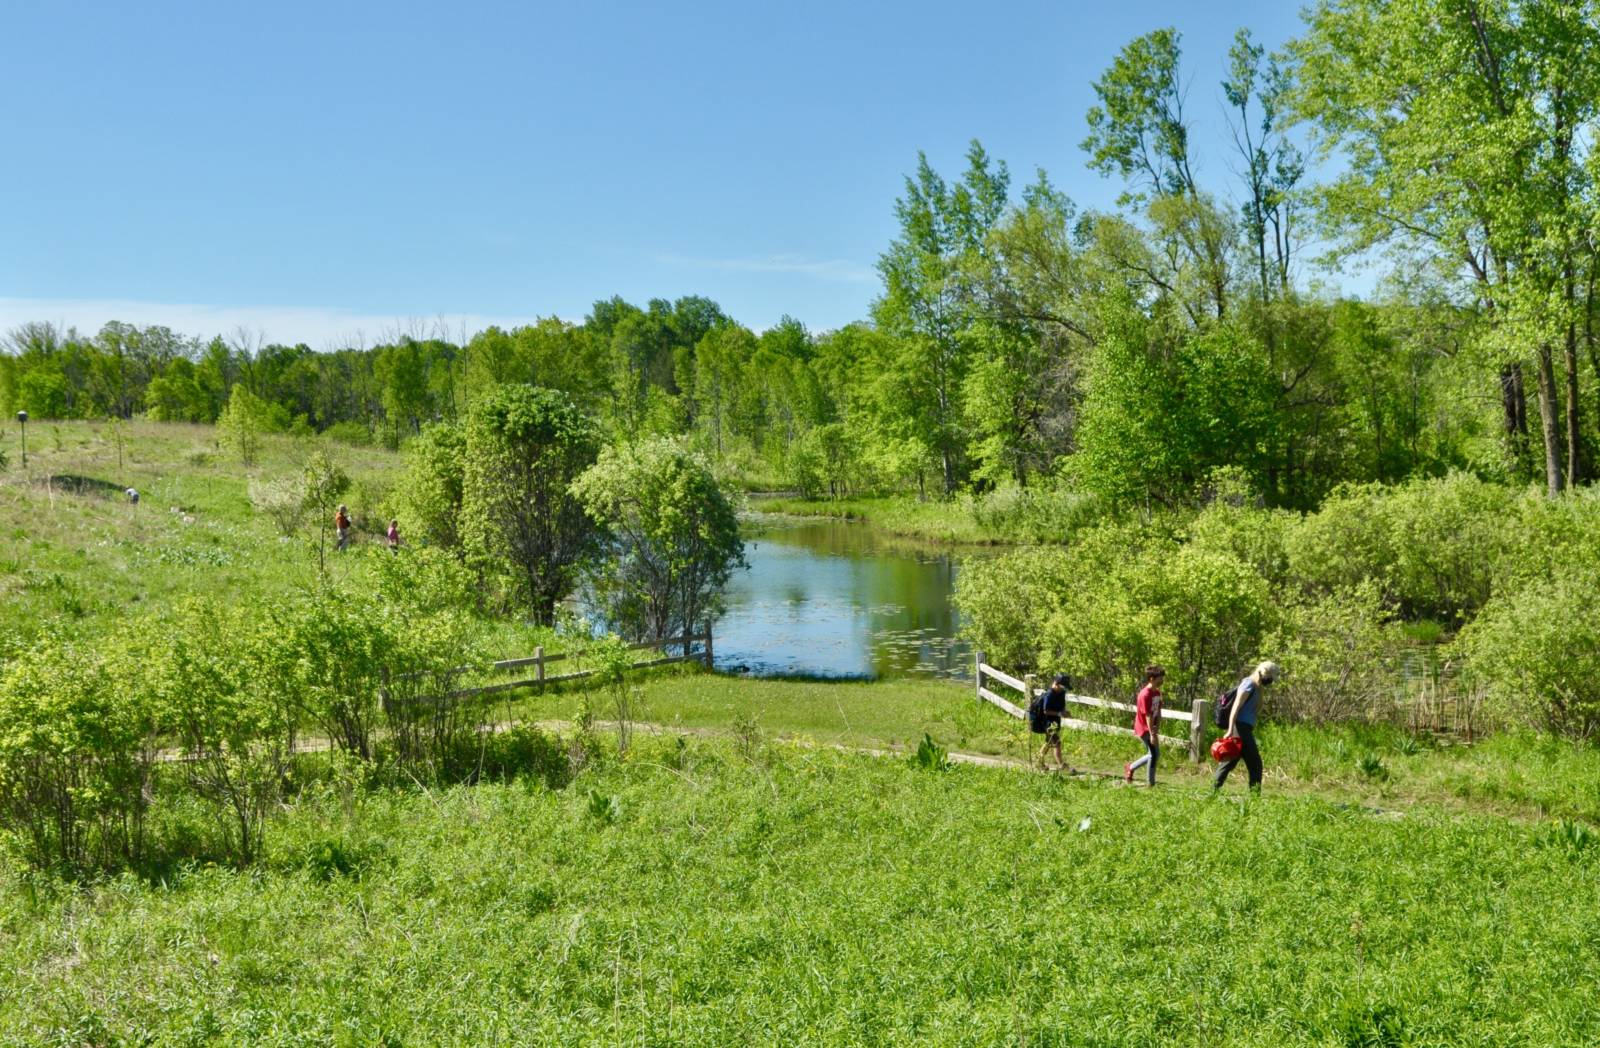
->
[6,1,1599,511]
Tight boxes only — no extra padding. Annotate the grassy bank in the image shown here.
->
[4,733,1596,1045]
[752,491,1100,544]
[0,420,399,644]
[0,419,558,655]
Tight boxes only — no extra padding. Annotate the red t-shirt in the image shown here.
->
[1134,684,1162,737]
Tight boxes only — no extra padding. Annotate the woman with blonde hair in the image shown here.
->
[1213,660,1279,793]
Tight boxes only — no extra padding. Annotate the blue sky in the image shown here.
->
[2,0,1312,347]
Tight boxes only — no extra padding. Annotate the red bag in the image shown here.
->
[1210,735,1243,763]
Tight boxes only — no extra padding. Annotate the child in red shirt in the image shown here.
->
[1124,665,1164,786]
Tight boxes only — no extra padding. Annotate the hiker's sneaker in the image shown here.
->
[1123,762,1134,782]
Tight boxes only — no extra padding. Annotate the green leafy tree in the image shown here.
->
[1071,305,1279,505]
[302,450,352,573]
[1291,0,1600,495]
[874,140,1011,495]
[217,385,274,465]
[462,385,601,625]
[573,437,746,644]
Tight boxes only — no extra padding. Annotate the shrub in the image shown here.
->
[323,420,372,447]
[1267,583,1400,723]
[1456,568,1600,741]
[968,484,1105,544]
[249,475,305,537]
[265,599,397,761]
[1286,473,1514,623]
[398,421,466,550]
[134,602,291,865]
[959,523,1274,705]
[954,545,1083,672]
[0,635,157,873]
[377,612,484,782]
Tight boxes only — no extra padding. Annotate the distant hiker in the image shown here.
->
[386,518,400,553]
[335,504,351,550]
[1214,660,1280,794]
[1029,674,1070,772]
[1124,664,1164,786]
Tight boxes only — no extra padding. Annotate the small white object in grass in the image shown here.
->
[1077,817,1092,833]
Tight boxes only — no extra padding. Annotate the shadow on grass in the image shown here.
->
[47,474,127,498]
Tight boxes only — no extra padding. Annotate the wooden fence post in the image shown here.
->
[1190,698,1209,762]
[703,622,714,670]
[534,646,544,687]
[974,650,986,702]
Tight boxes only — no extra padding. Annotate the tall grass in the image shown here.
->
[3,739,1595,1045]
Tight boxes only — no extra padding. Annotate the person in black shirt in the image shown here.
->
[1032,674,1071,771]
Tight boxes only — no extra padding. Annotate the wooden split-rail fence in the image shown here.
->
[386,628,714,706]
[974,651,1210,761]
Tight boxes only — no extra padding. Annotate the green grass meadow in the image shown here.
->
[5,421,1600,1044]
[3,739,1597,1046]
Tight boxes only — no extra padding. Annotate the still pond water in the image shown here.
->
[713,515,982,681]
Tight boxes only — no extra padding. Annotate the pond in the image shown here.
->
[712,514,983,681]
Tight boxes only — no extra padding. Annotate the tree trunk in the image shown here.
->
[1565,321,1582,488]
[1535,344,1564,497]
[1500,363,1528,453]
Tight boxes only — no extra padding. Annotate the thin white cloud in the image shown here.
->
[0,297,551,349]
[657,252,876,284]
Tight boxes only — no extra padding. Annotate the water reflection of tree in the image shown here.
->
[728,518,991,680]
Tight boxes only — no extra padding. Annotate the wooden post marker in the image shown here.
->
[1190,698,1209,762]
[534,646,544,686]
[975,650,987,702]
[703,622,714,670]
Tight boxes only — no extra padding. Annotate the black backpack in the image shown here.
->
[1027,690,1048,734]
[1214,685,1236,729]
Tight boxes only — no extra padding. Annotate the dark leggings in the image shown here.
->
[1130,732,1158,785]
[1213,722,1263,790]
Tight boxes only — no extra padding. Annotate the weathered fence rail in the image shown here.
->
[974,651,1210,761]
[388,628,714,706]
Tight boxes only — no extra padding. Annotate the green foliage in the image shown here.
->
[217,385,275,466]
[0,633,155,873]
[132,600,292,865]
[873,140,1011,495]
[909,732,949,771]
[1071,307,1279,505]
[958,522,1274,703]
[1083,27,1194,202]
[399,421,467,550]
[1286,474,1515,623]
[462,385,601,625]
[573,437,745,642]
[1457,566,1600,741]
[1267,583,1398,723]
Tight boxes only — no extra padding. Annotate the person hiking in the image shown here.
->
[1124,664,1164,786]
[1031,674,1071,772]
[1214,660,1280,793]
[386,518,401,553]
[334,504,351,551]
